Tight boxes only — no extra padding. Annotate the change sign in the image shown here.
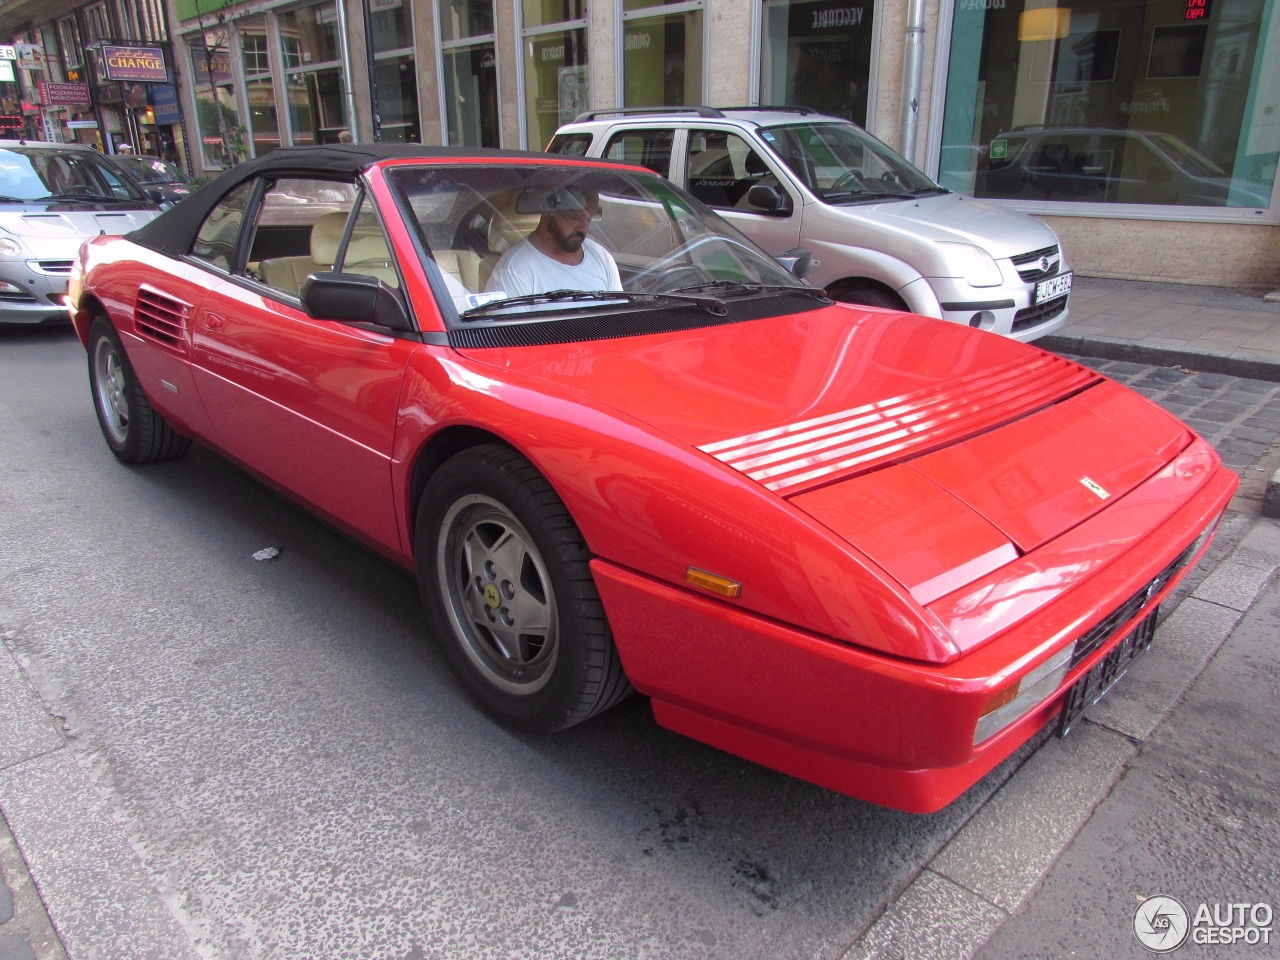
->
[100,44,168,83]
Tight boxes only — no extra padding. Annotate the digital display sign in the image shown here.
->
[1185,0,1210,20]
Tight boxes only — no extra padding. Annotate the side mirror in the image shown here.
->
[301,272,414,332]
[777,247,812,280]
[745,183,793,215]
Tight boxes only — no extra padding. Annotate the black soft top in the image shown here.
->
[127,143,579,258]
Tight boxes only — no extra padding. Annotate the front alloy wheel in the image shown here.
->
[417,445,632,732]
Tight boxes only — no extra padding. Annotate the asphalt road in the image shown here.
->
[0,326,1276,960]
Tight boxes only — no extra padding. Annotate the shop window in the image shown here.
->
[278,2,348,146]
[621,2,704,107]
[372,0,421,143]
[241,17,281,156]
[759,0,877,126]
[189,30,241,168]
[940,0,1277,210]
[520,3,587,150]
[438,0,498,147]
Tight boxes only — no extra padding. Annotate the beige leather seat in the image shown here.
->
[259,212,349,295]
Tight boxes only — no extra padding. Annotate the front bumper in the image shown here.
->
[593,442,1236,813]
[0,259,73,324]
[911,266,1071,343]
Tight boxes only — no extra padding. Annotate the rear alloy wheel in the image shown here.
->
[417,445,631,732]
[88,318,191,464]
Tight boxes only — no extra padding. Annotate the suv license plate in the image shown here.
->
[1057,607,1158,738]
[1035,271,1073,304]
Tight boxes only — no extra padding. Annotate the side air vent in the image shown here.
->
[134,287,188,346]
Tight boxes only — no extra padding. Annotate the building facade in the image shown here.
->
[1,0,1277,286]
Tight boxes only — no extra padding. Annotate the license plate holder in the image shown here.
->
[1035,271,1073,304]
[1057,607,1158,738]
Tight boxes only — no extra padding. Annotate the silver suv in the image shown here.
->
[549,107,1072,342]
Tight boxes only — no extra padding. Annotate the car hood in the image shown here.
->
[844,192,1060,259]
[0,208,159,256]
[459,304,1190,604]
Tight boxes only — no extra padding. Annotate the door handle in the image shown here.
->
[203,311,226,330]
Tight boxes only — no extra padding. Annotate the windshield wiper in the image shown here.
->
[671,279,833,303]
[36,193,107,205]
[0,196,33,203]
[459,288,729,319]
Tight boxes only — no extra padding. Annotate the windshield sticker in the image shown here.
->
[464,291,507,309]
[761,131,776,142]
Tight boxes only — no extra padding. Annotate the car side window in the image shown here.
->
[686,130,772,209]
[337,196,400,290]
[602,131,673,179]
[246,178,360,299]
[191,181,255,273]
[546,133,593,157]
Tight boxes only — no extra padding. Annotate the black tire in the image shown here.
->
[416,445,632,733]
[832,286,906,310]
[88,318,191,464]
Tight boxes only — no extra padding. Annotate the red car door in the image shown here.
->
[189,280,419,554]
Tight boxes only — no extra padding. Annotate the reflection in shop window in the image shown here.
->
[622,3,704,107]
[940,0,1278,209]
[278,2,348,145]
[759,0,876,126]
[188,30,241,168]
[370,0,420,142]
[241,17,281,157]
[521,1,587,150]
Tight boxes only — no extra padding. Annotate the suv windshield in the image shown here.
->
[0,147,148,203]
[760,122,942,202]
[387,163,819,327]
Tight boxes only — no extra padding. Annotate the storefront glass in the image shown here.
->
[523,29,587,148]
[621,3,704,107]
[441,45,499,146]
[940,0,1278,210]
[278,2,348,145]
[240,16,281,156]
[759,0,876,125]
[189,29,241,168]
[438,0,494,42]
[372,0,420,142]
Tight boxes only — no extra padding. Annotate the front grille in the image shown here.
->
[1068,539,1199,669]
[31,260,74,276]
[1012,296,1067,333]
[1011,245,1060,283]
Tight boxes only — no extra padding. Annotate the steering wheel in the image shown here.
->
[831,171,867,192]
[627,264,708,294]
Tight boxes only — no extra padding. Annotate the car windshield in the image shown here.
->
[387,163,815,325]
[1149,134,1227,178]
[759,122,942,202]
[0,147,148,203]
[116,156,189,185]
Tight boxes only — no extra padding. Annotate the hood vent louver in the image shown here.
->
[701,354,1101,495]
[134,288,189,347]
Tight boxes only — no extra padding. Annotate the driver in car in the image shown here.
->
[485,186,621,298]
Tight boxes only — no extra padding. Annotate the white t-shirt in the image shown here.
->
[485,236,621,298]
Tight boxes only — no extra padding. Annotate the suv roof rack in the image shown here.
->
[718,105,822,116]
[572,106,725,122]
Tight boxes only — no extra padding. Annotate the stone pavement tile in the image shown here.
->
[929,723,1135,913]
[0,821,64,960]
[839,871,1006,960]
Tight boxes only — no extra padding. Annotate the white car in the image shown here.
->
[549,107,1072,342]
[0,140,161,325]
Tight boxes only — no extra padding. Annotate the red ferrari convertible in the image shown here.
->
[68,145,1237,813]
